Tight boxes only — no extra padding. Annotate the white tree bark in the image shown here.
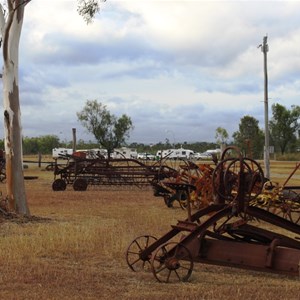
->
[0,0,99,215]
[0,1,29,214]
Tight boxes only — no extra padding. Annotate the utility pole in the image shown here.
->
[72,128,77,153]
[260,35,270,179]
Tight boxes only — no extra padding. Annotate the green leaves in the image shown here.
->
[77,99,133,156]
[269,104,300,154]
[232,115,264,158]
[77,0,105,24]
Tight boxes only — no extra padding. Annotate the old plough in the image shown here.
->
[52,153,177,191]
[126,147,300,282]
[153,150,300,226]
[252,162,300,224]
[152,160,216,209]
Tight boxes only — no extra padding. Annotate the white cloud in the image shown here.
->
[0,0,298,144]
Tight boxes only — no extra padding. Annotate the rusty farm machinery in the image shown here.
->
[52,153,178,191]
[126,147,300,283]
[252,162,300,224]
[152,159,216,210]
[152,149,300,225]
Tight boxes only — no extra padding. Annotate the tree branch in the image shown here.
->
[13,0,31,12]
[77,0,105,24]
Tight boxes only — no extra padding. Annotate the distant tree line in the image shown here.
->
[0,102,297,158]
[232,104,300,158]
[13,135,220,156]
[21,136,100,155]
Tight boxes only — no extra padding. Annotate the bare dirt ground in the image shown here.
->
[0,164,299,300]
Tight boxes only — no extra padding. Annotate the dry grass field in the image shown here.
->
[0,159,299,300]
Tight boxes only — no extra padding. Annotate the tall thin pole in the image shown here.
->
[72,128,77,153]
[261,36,270,179]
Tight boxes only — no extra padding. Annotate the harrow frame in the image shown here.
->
[52,155,178,191]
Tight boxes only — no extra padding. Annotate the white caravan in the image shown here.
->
[113,147,138,159]
[206,149,222,155]
[156,148,194,160]
[52,148,73,159]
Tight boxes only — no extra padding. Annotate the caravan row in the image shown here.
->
[52,147,137,159]
[52,147,221,161]
[156,148,221,160]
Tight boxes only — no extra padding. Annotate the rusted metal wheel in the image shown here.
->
[224,158,264,201]
[52,178,67,191]
[45,164,55,171]
[212,157,238,201]
[73,178,88,191]
[178,192,188,210]
[277,190,300,224]
[163,191,188,209]
[220,146,243,161]
[212,155,264,204]
[126,235,157,272]
[151,242,193,283]
[163,195,172,208]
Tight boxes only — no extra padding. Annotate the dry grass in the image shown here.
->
[0,161,299,299]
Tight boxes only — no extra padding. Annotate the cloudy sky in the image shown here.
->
[2,0,300,144]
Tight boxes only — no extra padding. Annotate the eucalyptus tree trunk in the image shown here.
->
[0,0,100,215]
[0,1,29,215]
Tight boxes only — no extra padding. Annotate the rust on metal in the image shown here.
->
[52,153,178,191]
[126,147,300,283]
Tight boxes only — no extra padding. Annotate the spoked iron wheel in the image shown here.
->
[178,191,188,210]
[212,156,264,203]
[212,157,239,201]
[277,190,300,224]
[52,178,67,191]
[73,178,88,191]
[211,147,244,202]
[126,235,157,272]
[224,158,265,201]
[164,191,188,210]
[151,242,193,283]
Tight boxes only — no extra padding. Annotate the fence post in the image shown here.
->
[38,152,42,168]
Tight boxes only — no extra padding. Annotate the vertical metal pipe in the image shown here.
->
[262,36,270,179]
[72,128,77,153]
